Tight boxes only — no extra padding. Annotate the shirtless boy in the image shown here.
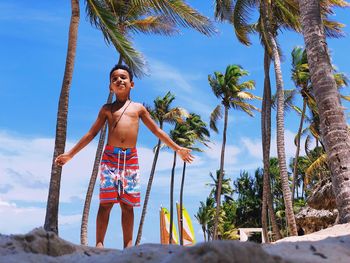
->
[55,64,193,248]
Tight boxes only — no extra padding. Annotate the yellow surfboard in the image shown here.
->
[176,203,196,246]
[160,207,178,244]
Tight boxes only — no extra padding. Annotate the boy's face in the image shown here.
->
[110,69,134,98]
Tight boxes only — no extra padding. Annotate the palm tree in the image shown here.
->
[168,122,192,243]
[135,92,186,245]
[290,47,310,202]
[221,0,301,239]
[178,114,209,245]
[261,50,282,241]
[207,170,234,202]
[195,201,210,242]
[289,47,349,202]
[299,0,350,223]
[218,0,347,240]
[195,197,215,241]
[208,64,260,239]
[44,0,80,234]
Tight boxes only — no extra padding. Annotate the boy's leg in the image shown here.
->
[96,203,114,248]
[120,202,134,248]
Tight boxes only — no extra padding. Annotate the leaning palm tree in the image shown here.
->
[178,113,209,245]
[135,92,186,245]
[208,64,260,239]
[299,0,350,223]
[44,0,80,234]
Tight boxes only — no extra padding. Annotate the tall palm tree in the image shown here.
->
[222,0,301,239]
[289,47,349,202]
[135,92,186,245]
[261,49,282,241]
[168,122,193,243]
[218,0,347,239]
[44,0,80,234]
[208,64,260,239]
[178,113,209,245]
[290,47,310,201]
[299,0,350,223]
[80,0,215,244]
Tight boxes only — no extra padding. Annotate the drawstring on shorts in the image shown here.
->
[116,149,127,194]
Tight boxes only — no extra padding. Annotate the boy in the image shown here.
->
[55,64,193,248]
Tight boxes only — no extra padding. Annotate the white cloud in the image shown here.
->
[241,129,313,163]
[202,141,240,165]
[0,198,80,235]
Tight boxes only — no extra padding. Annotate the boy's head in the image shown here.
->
[109,64,133,81]
[109,64,134,99]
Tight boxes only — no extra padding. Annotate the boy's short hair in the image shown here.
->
[109,64,133,81]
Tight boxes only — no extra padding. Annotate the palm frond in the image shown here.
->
[127,15,178,35]
[210,105,222,133]
[214,0,233,22]
[86,0,146,77]
[131,0,216,36]
[231,0,256,45]
[304,154,327,185]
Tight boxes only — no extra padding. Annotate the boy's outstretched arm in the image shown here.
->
[140,105,194,163]
[55,106,108,166]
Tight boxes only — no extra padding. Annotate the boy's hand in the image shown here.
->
[177,147,194,163]
[55,153,72,166]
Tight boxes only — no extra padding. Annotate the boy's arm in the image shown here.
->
[55,106,108,166]
[139,105,194,163]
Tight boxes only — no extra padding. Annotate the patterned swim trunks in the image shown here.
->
[99,145,140,206]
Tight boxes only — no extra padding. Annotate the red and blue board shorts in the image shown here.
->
[99,145,140,207]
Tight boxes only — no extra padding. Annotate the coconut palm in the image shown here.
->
[218,0,347,240]
[44,0,80,234]
[207,170,234,202]
[195,197,215,241]
[168,121,193,243]
[222,0,301,239]
[178,114,209,245]
[135,92,186,245]
[208,64,260,239]
[299,0,350,223]
[289,47,349,202]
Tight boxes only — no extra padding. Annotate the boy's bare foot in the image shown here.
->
[96,242,104,249]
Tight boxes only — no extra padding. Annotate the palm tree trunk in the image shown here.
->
[169,151,177,243]
[261,50,281,242]
[202,226,207,242]
[299,0,350,223]
[213,105,228,240]
[260,0,297,236]
[292,99,307,202]
[44,0,79,234]
[179,162,186,245]
[80,92,113,245]
[135,134,162,245]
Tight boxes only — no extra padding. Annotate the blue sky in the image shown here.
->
[0,1,349,249]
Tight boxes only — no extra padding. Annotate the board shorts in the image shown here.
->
[99,145,140,207]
